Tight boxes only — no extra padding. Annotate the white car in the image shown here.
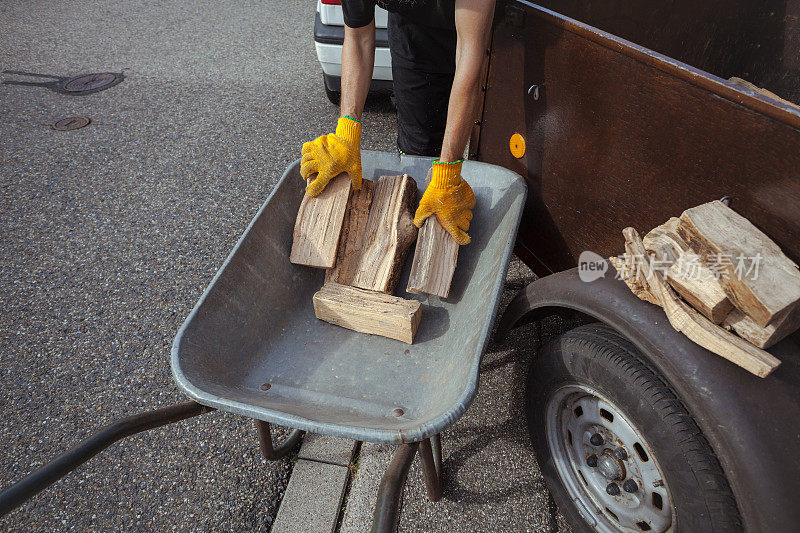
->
[314,0,393,104]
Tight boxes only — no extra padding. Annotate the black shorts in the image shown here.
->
[343,1,457,157]
[392,66,454,157]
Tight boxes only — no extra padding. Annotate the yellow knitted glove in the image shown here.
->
[413,160,475,245]
[300,116,362,196]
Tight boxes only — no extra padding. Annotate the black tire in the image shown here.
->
[527,323,742,532]
[324,77,340,106]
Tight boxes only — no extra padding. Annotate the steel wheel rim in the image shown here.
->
[545,384,675,532]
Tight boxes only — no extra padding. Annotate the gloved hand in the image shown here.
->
[413,159,475,245]
[300,116,362,196]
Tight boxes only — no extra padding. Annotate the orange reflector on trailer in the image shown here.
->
[509,133,526,158]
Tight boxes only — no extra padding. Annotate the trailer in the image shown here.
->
[478,2,800,531]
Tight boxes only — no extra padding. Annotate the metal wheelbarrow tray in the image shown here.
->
[171,150,526,444]
[0,151,525,527]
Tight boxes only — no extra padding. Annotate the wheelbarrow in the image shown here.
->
[0,151,526,531]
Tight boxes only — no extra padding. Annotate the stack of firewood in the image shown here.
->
[611,200,800,378]
[289,172,459,344]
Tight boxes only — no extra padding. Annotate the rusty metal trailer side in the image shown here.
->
[474,0,800,275]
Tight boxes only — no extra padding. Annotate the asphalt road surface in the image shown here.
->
[2,1,570,531]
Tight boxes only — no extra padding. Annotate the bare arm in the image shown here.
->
[438,0,495,162]
[340,21,376,121]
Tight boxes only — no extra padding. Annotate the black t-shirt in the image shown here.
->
[342,0,457,73]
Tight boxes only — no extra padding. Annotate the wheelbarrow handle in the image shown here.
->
[0,401,213,517]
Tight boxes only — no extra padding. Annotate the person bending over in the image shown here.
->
[300,0,495,245]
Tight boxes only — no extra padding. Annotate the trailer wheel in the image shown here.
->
[526,323,742,533]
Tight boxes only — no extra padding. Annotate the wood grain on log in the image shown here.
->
[406,217,459,298]
[290,172,352,269]
[666,253,733,324]
[724,308,800,349]
[352,174,418,294]
[623,227,780,378]
[644,217,732,323]
[325,179,375,286]
[313,282,422,344]
[678,201,800,329]
[643,217,689,264]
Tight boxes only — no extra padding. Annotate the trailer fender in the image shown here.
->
[497,267,800,532]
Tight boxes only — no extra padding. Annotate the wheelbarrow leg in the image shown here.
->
[254,421,305,461]
[433,434,442,474]
[0,401,213,517]
[371,443,419,533]
[371,434,444,532]
[419,435,443,502]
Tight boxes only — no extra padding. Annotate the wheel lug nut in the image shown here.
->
[623,479,638,493]
[586,454,598,467]
[606,483,620,495]
[614,448,628,460]
[590,433,604,446]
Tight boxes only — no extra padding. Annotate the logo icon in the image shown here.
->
[578,251,608,282]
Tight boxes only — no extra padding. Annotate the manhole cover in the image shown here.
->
[53,116,90,131]
[62,72,120,94]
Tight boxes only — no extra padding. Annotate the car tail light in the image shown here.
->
[321,0,341,4]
